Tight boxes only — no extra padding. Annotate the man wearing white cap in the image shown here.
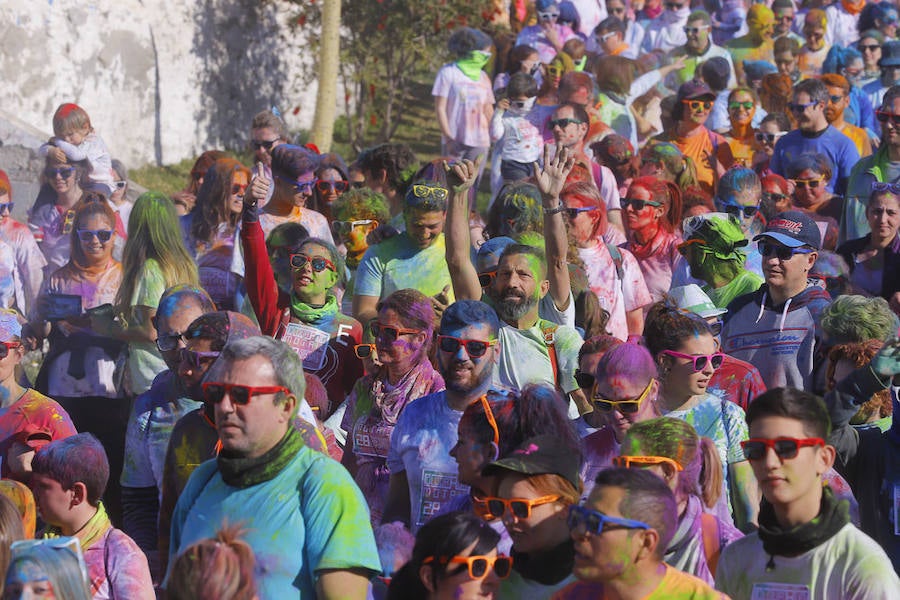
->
[669,285,767,411]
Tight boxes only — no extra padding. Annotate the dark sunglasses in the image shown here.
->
[565,206,595,220]
[722,203,760,219]
[788,100,818,113]
[76,229,114,243]
[252,139,278,150]
[201,382,290,405]
[155,331,190,352]
[827,94,845,104]
[354,343,375,359]
[477,270,497,288]
[45,167,75,179]
[422,555,513,580]
[179,348,220,370]
[740,437,825,461]
[758,242,814,260]
[876,110,900,126]
[621,197,662,211]
[351,181,366,189]
[660,349,725,372]
[289,254,336,272]
[755,132,783,143]
[549,118,584,129]
[682,99,712,111]
[277,176,316,194]
[789,177,824,190]
[567,504,650,535]
[665,2,683,9]
[859,44,881,52]
[728,101,754,111]
[114,180,127,190]
[0,202,14,213]
[762,191,789,205]
[315,179,349,194]
[437,335,497,358]
[231,183,247,196]
[574,368,595,390]
[0,341,21,359]
[370,321,421,342]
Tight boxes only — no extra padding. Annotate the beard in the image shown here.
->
[493,288,539,322]
[443,361,494,394]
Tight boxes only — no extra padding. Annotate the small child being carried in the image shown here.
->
[40,103,115,196]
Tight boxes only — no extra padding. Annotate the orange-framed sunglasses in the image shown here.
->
[612,455,684,471]
[422,555,513,579]
[478,495,561,520]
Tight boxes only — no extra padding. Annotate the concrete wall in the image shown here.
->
[0,0,319,171]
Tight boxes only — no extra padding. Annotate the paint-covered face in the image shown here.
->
[551,105,588,148]
[29,473,71,529]
[422,540,502,600]
[571,485,643,582]
[437,323,498,395]
[823,85,848,124]
[339,219,377,260]
[4,560,56,599]
[251,126,282,166]
[803,26,825,50]
[77,214,116,263]
[177,337,218,401]
[317,168,345,206]
[563,197,604,247]
[490,253,545,323]
[404,209,445,249]
[155,299,208,372]
[0,191,10,226]
[660,333,717,397]
[451,420,495,487]
[292,242,338,302]
[867,193,900,244]
[729,91,755,127]
[497,474,568,554]
[882,97,900,149]
[774,9,794,35]
[747,416,830,512]
[684,20,710,52]
[592,374,659,441]
[214,355,293,459]
[790,168,826,208]
[373,307,426,373]
[229,170,249,215]
[762,179,791,215]
[623,186,663,233]
[0,335,23,390]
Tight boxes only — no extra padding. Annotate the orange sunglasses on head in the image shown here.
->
[613,455,684,471]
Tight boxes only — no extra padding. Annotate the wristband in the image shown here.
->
[543,202,565,215]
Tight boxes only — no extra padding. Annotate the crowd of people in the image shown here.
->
[3,0,900,598]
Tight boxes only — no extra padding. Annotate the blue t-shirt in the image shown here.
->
[769,125,860,195]
[167,445,381,598]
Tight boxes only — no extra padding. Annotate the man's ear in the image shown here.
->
[280,394,299,423]
[805,251,818,272]
[818,444,837,474]
[419,564,436,593]
[635,527,661,562]
[539,278,551,298]
[70,482,89,508]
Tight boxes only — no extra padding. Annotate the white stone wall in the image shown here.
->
[0,0,320,168]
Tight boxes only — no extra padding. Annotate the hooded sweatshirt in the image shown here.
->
[641,6,690,53]
[720,281,831,390]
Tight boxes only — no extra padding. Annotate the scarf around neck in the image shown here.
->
[290,292,338,324]
[511,538,575,585]
[367,359,443,425]
[456,53,489,82]
[757,485,849,566]
[45,502,110,551]
[841,0,866,15]
[217,425,305,488]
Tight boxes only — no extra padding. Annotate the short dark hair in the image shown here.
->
[592,468,678,559]
[785,152,833,180]
[881,85,900,110]
[507,72,539,98]
[595,16,625,34]
[32,433,109,506]
[556,102,590,127]
[440,300,500,338]
[745,387,832,439]
[793,78,828,104]
[356,143,418,195]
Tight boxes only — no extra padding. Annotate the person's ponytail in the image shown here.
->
[698,437,724,509]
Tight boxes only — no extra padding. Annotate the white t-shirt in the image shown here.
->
[494,320,583,394]
[577,242,651,341]
[716,524,900,599]
[432,64,494,148]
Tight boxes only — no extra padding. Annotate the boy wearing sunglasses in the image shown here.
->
[716,388,899,598]
[557,468,722,599]
[721,210,831,391]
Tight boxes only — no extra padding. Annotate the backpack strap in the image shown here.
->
[700,512,721,576]
[605,243,624,281]
[540,321,560,388]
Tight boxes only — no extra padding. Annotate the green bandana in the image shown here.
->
[218,426,305,488]
[290,292,339,324]
[456,51,490,81]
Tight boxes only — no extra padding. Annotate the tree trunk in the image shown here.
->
[310,0,341,152]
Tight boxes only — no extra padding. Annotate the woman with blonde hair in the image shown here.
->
[167,524,258,600]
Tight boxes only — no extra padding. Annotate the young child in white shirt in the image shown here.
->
[40,103,115,195]
[490,72,545,184]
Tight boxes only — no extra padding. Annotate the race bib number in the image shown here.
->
[751,583,810,600]
[282,322,331,371]
[417,469,469,526]
[352,415,393,459]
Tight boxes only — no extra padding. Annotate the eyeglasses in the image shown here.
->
[789,176,824,189]
[511,100,533,109]
[276,175,316,194]
[762,191,789,205]
[758,242,814,260]
[660,349,724,371]
[179,348,220,370]
[480,495,560,520]
[788,100,819,113]
[709,318,723,337]
[599,31,619,42]
[827,95,845,105]
[289,253,336,272]
[612,455,684,471]
[565,206,595,219]
[408,184,450,210]
[155,331,190,352]
[755,131,786,144]
[591,378,654,413]
[114,180,127,190]
[201,382,290,405]
[231,183,247,197]
[45,167,75,179]
[621,197,662,211]
[316,179,349,194]
[251,139,278,150]
[437,335,497,358]
[477,270,497,288]
[683,26,710,35]
[775,14,794,22]
[0,202,14,213]
[877,110,900,126]
[351,180,366,189]
[872,181,900,194]
[422,555,513,579]
[331,219,377,237]
[0,341,21,359]
[76,229,114,243]
[740,437,825,461]
[728,101,754,111]
[859,44,881,52]
[549,118,584,129]
[370,321,422,342]
[682,99,712,111]
[354,343,375,359]
[721,203,760,219]
[574,368,595,390]
[538,11,559,20]
[567,505,650,535]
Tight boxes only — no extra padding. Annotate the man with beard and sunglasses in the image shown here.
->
[164,336,380,599]
[383,300,502,532]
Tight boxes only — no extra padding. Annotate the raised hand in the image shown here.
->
[443,156,482,194]
[533,144,576,200]
[247,161,270,205]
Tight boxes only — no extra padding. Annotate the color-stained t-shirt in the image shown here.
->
[716,524,900,599]
[354,232,454,301]
[502,569,578,600]
[128,258,167,395]
[769,125,860,195]
[494,320,583,395]
[86,526,155,600]
[432,64,495,148]
[622,231,686,304]
[29,203,76,274]
[0,218,45,319]
[707,354,767,412]
[553,564,728,599]
[387,391,468,531]
[257,208,334,244]
[580,426,619,499]
[0,388,77,479]
[167,446,381,599]
[578,242,652,341]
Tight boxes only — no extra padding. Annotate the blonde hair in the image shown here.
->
[167,523,258,600]
[52,103,92,137]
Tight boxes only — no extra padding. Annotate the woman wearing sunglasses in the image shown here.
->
[340,289,443,525]
[724,87,760,168]
[785,152,841,250]
[181,157,250,311]
[29,156,86,273]
[309,152,350,221]
[621,176,685,302]
[171,150,226,217]
[617,417,743,584]
[0,170,45,321]
[644,302,756,531]
[388,511,509,600]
